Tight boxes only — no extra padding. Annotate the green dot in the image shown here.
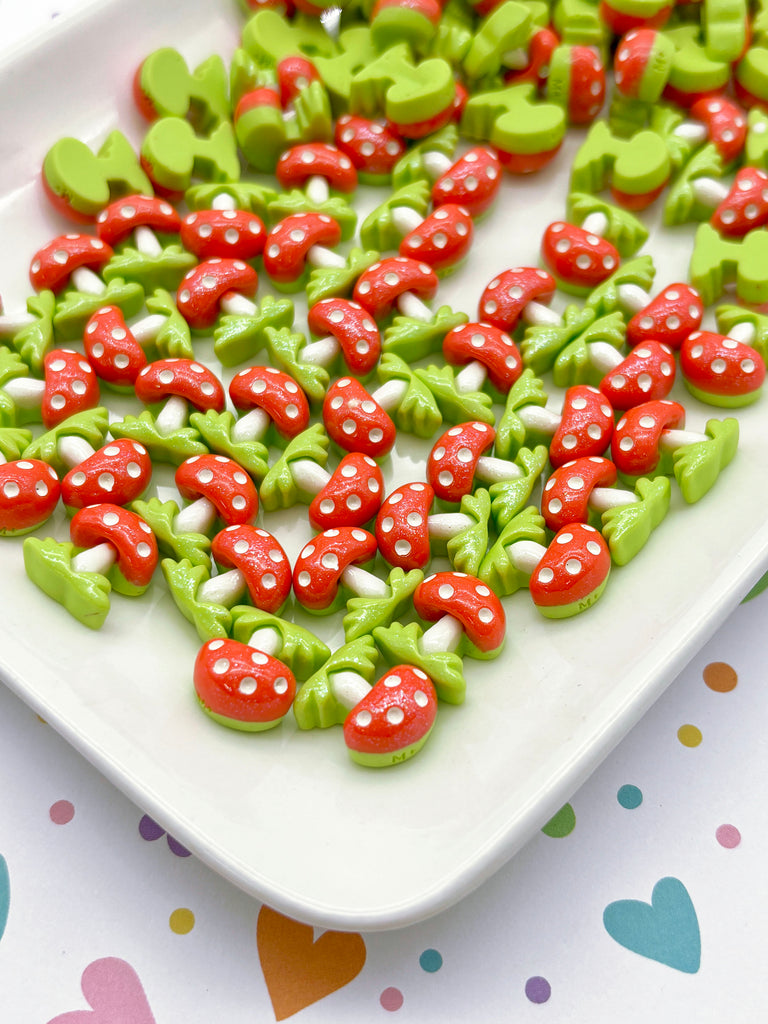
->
[541,802,576,838]
[617,784,643,809]
[419,948,443,972]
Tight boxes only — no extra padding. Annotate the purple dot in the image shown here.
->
[525,976,551,1004]
[49,800,74,825]
[716,824,741,849]
[380,987,404,1012]
[167,835,191,858]
[139,814,165,841]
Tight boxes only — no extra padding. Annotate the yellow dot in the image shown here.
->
[677,724,702,747]
[703,661,738,692]
[169,908,195,934]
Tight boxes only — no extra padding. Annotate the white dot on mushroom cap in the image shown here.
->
[587,540,602,556]
[368,478,379,493]
[213,658,230,674]
[562,434,577,449]
[565,558,583,576]
[232,495,247,511]
[346,495,362,511]
[102,511,120,526]
[238,677,258,695]
[234,539,250,554]
[438,583,454,599]
[639,415,656,429]
[91,343,105,357]
[262,573,277,590]
[386,706,405,726]
[50,394,66,410]
[742,358,756,373]
[71,472,86,487]
[198,223,213,238]
[72,379,88,396]
[384,272,400,286]
[341,462,358,479]
[438,471,453,486]
[136,541,152,558]
[711,358,727,374]
[342,419,357,435]
[389,492,403,503]
[298,570,312,587]
[320,499,335,514]
[478,607,494,625]
[331,396,343,410]
[269,548,283,563]
[233,472,248,485]
[98,472,115,491]
[321,552,339,571]
[538,567,554,584]
[395,540,412,557]
[380,517,394,533]
[251,650,268,665]
[356,709,372,727]
[457,447,474,463]
[2,481,19,498]
[689,305,700,319]
[619,436,634,451]
[208,639,225,651]
[197,469,214,485]
[555,238,571,253]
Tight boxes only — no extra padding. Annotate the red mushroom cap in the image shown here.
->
[61,439,152,510]
[611,399,685,477]
[541,455,617,532]
[175,454,259,525]
[334,114,406,182]
[375,481,434,570]
[95,194,180,245]
[504,25,560,91]
[180,208,267,260]
[194,637,296,730]
[552,44,606,124]
[322,377,397,459]
[69,503,158,588]
[134,358,225,413]
[413,570,506,654]
[710,167,768,237]
[83,305,147,388]
[229,365,310,440]
[29,233,112,293]
[689,94,748,165]
[528,522,611,617]
[431,146,502,217]
[211,524,292,613]
[541,221,619,293]
[275,143,358,193]
[477,266,556,331]
[343,664,438,766]
[176,258,258,330]
[680,330,766,406]
[442,321,522,393]
[308,452,384,530]
[398,203,474,273]
[262,213,342,286]
[599,340,676,409]
[293,526,378,612]
[550,385,614,467]
[612,28,666,101]
[307,298,382,377]
[427,421,496,503]
[0,458,60,535]
[277,54,321,107]
[42,349,100,429]
[626,282,703,350]
[352,256,438,320]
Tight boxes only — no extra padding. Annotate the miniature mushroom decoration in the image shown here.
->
[442,321,523,396]
[133,357,225,437]
[228,365,310,445]
[275,143,358,204]
[610,399,687,478]
[689,94,748,165]
[305,298,382,378]
[83,305,148,389]
[398,204,474,274]
[412,571,506,658]
[194,523,292,612]
[68,502,158,593]
[679,330,766,407]
[426,421,496,502]
[549,386,615,467]
[334,114,407,184]
[541,221,619,294]
[60,438,152,510]
[540,456,618,532]
[527,523,611,618]
[375,482,435,570]
[4,348,101,429]
[262,212,344,289]
[431,146,502,217]
[308,453,384,531]
[292,526,380,614]
[709,167,768,237]
[598,340,676,409]
[625,282,703,350]
[174,453,259,535]
[477,266,557,332]
[176,258,259,330]
[353,256,439,323]
[322,377,397,459]
[29,233,113,295]
[180,207,267,260]
[0,458,60,535]
[95,194,181,256]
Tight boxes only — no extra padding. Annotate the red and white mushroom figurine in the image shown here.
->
[322,377,397,459]
[173,453,259,536]
[334,114,407,184]
[228,365,310,447]
[0,457,60,535]
[176,258,259,330]
[539,454,651,533]
[262,212,345,288]
[598,340,676,409]
[398,203,474,273]
[412,571,506,658]
[610,399,714,480]
[304,297,382,378]
[430,146,502,217]
[526,523,612,618]
[679,330,766,407]
[307,452,384,531]
[624,282,703,350]
[60,438,152,510]
[442,321,523,396]
[193,523,292,613]
[194,637,296,731]
[275,143,358,202]
[292,526,386,614]
[477,266,558,331]
[353,255,439,322]
[95,194,181,258]
[133,358,225,438]
[29,233,113,296]
[180,207,267,260]
[2,348,100,429]
[541,220,620,294]
[68,502,158,593]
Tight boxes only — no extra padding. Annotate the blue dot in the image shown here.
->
[419,948,443,973]
[617,785,643,809]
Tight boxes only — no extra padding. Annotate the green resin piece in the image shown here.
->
[161,558,231,640]
[608,94,652,138]
[650,105,703,175]
[461,81,565,156]
[185,181,278,218]
[521,304,594,377]
[703,0,748,64]
[431,3,475,69]
[689,222,768,306]
[495,370,548,461]
[305,249,380,306]
[259,423,330,512]
[242,9,339,68]
[267,190,356,240]
[552,0,610,49]
[23,537,111,630]
[0,347,30,427]
[570,119,670,200]
[373,621,466,704]
[715,305,768,360]
[8,291,55,375]
[201,703,288,732]
[188,410,269,481]
[360,182,431,251]
[131,497,211,569]
[372,2,439,54]
[601,476,671,566]
[23,407,109,475]
[53,278,145,341]
[313,27,378,113]
[489,445,549,531]
[141,119,240,194]
[109,410,206,466]
[672,418,739,503]
[684,379,765,409]
[294,636,378,730]
[0,426,32,461]
[343,567,424,642]
[446,488,491,576]
[236,82,333,174]
[213,294,294,368]
[102,244,196,293]
[264,327,330,404]
[414,364,495,426]
[462,2,532,81]
[136,49,230,131]
[350,43,455,126]
[552,310,626,388]
[745,108,768,168]
[666,24,730,97]
[391,124,458,188]
[753,0,768,43]
[42,130,153,221]
[348,725,435,768]
[230,606,331,681]
[586,254,656,318]
[627,32,675,103]
[736,46,768,105]
[663,144,724,227]
[538,574,609,619]
[383,306,468,361]
[567,193,648,258]
[143,289,194,360]
[478,505,547,596]
[376,353,442,439]
[229,46,260,109]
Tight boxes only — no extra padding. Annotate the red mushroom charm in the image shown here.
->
[180,208,267,260]
[442,321,523,396]
[398,203,474,274]
[194,637,296,731]
[680,330,766,407]
[353,256,439,322]
[334,114,407,184]
[322,377,397,459]
[293,526,378,614]
[69,503,158,593]
[61,438,152,510]
[198,524,292,614]
[599,341,676,409]
[625,283,703,350]
[308,453,384,530]
[0,458,60,535]
[306,298,381,378]
[174,454,259,535]
[431,146,502,217]
[176,258,258,331]
[541,221,619,295]
[413,571,506,658]
[528,523,611,618]
[477,266,557,331]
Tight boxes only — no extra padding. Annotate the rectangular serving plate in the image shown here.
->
[1,0,767,932]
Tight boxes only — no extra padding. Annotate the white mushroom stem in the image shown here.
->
[2,376,44,409]
[173,495,218,535]
[521,300,562,327]
[154,395,190,437]
[421,151,454,180]
[427,512,474,540]
[299,334,341,367]
[305,175,330,206]
[0,311,35,337]
[587,340,625,375]
[580,211,609,237]
[246,625,283,656]
[290,458,332,495]
[369,378,409,412]
[517,403,563,436]
[420,613,465,654]
[57,434,97,468]
[329,669,371,710]
[504,539,547,575]
[454,361,489,394]
[134,224,163,258]
[230,407,271,443]
[725,322,755,346]
[130,313,169,345]
[340,563,390,599]
[196,568,247,607]
[212,193,238,211]
[396,291,433,321]
[690,176,730,208]
[673,120,709,146]
[220,291,258,316]
[306,244,347,269]
[71,541,117,576]
[588,486,639,512]
[474,455,524,484]
[391,206,425,236]
[615,282,654,314]
[71,266,107,295]
[659,427,710,451]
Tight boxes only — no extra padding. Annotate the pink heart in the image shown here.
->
[47,957,156,1024]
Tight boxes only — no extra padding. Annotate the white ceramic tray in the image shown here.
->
[1,0,767,931]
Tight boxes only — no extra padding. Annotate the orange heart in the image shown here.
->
[257,906,367,1020]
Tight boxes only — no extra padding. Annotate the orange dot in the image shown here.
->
[678,724,702,747]
[703,661,737,693]
[169,908,195,934]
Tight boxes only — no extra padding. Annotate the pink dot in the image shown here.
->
[716,824,741,848]
[49,800,75,825]
[380,987,404,1012]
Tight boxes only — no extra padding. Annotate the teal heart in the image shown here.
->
[0,855,9,942]
[603,877,700,974]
